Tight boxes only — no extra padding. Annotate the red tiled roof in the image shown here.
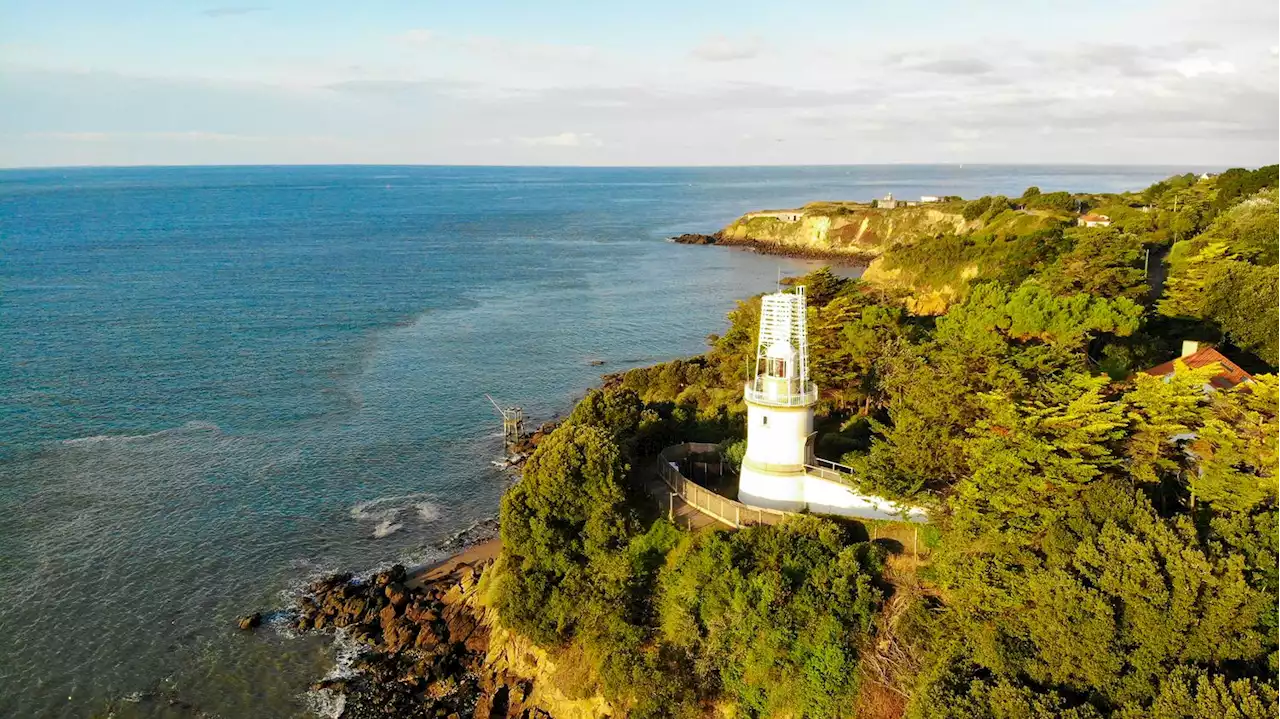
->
[1080,213,1110,222]
[1142,347,1253,389]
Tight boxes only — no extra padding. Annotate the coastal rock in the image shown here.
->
[236,612,261,631]
[385,581,408,607]
[281,558,550,718]
[671,232,720,245]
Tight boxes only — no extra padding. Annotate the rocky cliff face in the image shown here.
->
[716,204,970,259]
[276,559,617,718]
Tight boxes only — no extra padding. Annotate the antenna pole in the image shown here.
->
[485,393,506,416]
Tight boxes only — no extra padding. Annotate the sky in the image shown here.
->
[1,0,1277,167]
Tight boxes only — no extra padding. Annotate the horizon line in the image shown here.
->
[0,160,1236,172]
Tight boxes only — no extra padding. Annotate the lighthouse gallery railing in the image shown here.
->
[742,380,819,407]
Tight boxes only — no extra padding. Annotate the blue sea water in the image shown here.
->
[0,164,1191,717]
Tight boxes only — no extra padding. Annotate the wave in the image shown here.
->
[59,421,221,447]
[371,520,403,538]
[349,493,442,537]
[302,626,360,718]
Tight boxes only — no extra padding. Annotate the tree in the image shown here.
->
[915,478,1277,718]
[658,517,884,719]
[1123,363,1218,487]
[1189,375,1279,512]
[1131,668,1279,719]
[1039,227,1148,301]
[497,423,633,643]
[567,387,643,442]
[951,373,1127,537]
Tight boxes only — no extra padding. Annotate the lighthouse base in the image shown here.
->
[738,460,930,523]
[737,462,807,512]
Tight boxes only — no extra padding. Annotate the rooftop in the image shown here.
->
[1142,346,1253,390]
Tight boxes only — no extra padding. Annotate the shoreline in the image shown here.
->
[673,233,875,265]
[408,536,502,588]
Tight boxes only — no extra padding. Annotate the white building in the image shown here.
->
[737,286,926,522]
[877,193,899,209]
[920,195,941,203]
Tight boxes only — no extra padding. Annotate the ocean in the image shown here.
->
[0,164,1191,717]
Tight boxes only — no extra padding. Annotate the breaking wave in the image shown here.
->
[349,493,442,538]
[371,520,403,538]
[301,626,361,718]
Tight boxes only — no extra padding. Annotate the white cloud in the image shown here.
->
[24,130,311,143]
[690,35,764,62]
[201,6,264,18]
[396,28,436,46]
[1172,57,1236,77]
[514,132,603,147]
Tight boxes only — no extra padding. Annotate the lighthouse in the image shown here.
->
[737,285,818,511]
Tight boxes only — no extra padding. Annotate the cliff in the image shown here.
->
[704,203,1071,313]
[715,202,971,260]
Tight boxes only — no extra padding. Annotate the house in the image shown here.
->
[1143,341,1253,391]
[877,193,898,210]
[920,195,941,203]
[1078,213,1111,227]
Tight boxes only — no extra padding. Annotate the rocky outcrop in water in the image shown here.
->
[295,562,550,719]
[670,232,721,245]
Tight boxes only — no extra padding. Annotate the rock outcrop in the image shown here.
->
[294,561,551,719]
[670,233,721,245]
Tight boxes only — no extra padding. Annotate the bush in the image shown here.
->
[1024,190,1075,212]
[658,517,885,718]
[962,196,993,221]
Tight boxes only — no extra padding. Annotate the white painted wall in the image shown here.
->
[802,475,928,522]
[738,464,806,510]
[743,401,812,467]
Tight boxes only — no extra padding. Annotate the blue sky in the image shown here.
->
[2,0,1276,166]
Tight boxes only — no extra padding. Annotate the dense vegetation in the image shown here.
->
[488,167,1278,718]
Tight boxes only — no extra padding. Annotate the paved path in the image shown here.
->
[634,456,722,531]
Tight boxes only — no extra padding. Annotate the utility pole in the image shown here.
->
[1172,193,1180,243]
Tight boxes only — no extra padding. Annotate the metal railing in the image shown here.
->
[657,444,790,528]
[743,380,819,407]
[656,444,930,554]
[803,457,860,488]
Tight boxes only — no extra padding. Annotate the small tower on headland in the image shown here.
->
[737,285,818,511]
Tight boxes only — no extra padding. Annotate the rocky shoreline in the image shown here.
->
[244,559,549,719]
[671,231,874,263]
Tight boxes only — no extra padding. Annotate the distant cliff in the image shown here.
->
[713,201,971,260]
[681,200,1074,313]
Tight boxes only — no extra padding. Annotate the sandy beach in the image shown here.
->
[409,537,502,587]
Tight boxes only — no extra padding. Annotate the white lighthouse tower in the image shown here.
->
[737,285,819,511]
